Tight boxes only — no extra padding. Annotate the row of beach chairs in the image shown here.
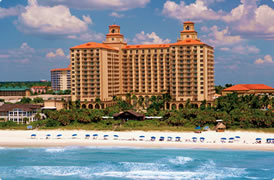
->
[30,134,274,144]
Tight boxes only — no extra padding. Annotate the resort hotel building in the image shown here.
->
[51,65,71,91]
[70,22,215,109]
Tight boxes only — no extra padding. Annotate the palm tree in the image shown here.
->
[138,96,144,109]
[125,92,132,104]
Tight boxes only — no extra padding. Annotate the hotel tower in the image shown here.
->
[70,22,214,109]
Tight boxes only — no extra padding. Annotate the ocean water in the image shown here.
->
[0,147,273,180]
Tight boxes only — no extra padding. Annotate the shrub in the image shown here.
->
[46,119,60,127]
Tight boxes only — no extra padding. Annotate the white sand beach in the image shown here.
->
[0,130,273,151]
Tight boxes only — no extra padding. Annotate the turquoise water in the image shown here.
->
[0,147,273,180]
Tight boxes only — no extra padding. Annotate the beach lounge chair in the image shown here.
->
[167,137,172,141]
[57,134,62,139]
[192,137,197,143]
[229,137,234,143]
[46,134,51,139]
[159,136,165,141]
[85,134,90,139]
[31,134,36,139]
[93,134,98,140]
[256,138,262,144]
[104,135,109,140]
[200,137,205,142]
[266,138,271,144]
[139,135,145,141]
[72,134,77,139]
[235,136,240,142]
[151,136,156,141]
[113,135,119,140]
[221,137,226,143]
[272,138,274,144]
[175,136,181,142]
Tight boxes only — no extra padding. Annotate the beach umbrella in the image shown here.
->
[235,136,240,139]
[104,135,109,137]
[229,137,234,140]
[175,137,181,141]
[31,134,36,139]
[151,136,156,139]
[200,137,205,140]
[114,135,119,137]
[139,135,145,138]
[192,137,197,139]
[57,134,62,137]
[93,134,98,137]
[159,136,165,141]
[195,126,201,130]
[46,134,51,137]
[72,134,77,137]
[85,134,90,137]
[256,138,261,141]
[221,138,226,140]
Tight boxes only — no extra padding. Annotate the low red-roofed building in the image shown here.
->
[222,84,274,96]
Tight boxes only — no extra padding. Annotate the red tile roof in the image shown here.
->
[184,21,194,24]
[172,39,204,46]
[70,42,117,50]
[223,84,274,91]
[51,65,71,72]
[109,24,120,27]
[122,39,207,49]
[123,44,171,49]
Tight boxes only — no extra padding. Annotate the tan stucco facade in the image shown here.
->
[70,22,215,108]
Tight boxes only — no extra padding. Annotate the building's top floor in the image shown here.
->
[51,65,71,72]
[70,21,213,51]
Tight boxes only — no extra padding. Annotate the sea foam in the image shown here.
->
[168,156,193,165]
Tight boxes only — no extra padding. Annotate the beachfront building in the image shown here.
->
[222,84,274,96]
[51,65,71,91]
[0,104,42,123]
[70,22,215,109]
[0,86,31,96]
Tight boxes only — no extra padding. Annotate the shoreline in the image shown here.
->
[0,130,273,151]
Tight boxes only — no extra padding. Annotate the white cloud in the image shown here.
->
[16,0,91,35]
[39,0,150,11]
[67,32,104,41]
[255,55,274,64]
[223,0,274,39]
[0,6,24,19]
[46,48,65,58]
[206,26,242,46]
[133,31,170,44]
[109,12,124,18]
[20,42,35,53]
[0,42,35,64]
[231,45,260,54]
[162,0,274,39]
[162,0,224,22]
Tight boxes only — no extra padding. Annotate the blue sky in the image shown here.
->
[0,0,273,86]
